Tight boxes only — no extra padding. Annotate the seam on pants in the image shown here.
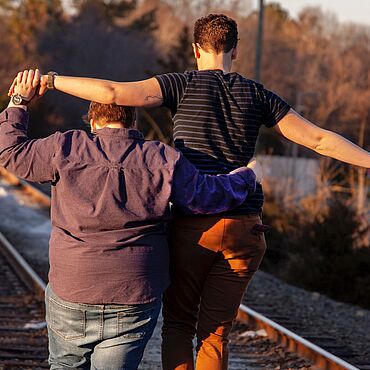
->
[99,309,104,341]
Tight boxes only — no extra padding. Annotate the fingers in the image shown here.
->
[246,158,262,183]
[33,69,40,88]
[8,69,43,100]
[16,71,23,87]
[8,77,17,96]
[38,75,48,96]
[21,69,29,85]
[27,69,35,86]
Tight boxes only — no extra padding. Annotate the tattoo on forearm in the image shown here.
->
[144,95,163,102]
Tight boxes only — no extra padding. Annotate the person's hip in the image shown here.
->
[45,284,161,342]
[170,214,267,257]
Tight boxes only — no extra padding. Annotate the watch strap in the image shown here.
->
[47,71,58,90]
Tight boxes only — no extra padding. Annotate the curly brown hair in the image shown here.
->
[87,102,136,128]
[193,14,238,54]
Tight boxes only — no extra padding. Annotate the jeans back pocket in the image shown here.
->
[47,296,86,340]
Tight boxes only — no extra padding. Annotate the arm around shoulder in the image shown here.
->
[170,154,256,214]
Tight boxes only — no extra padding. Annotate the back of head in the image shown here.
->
[87,102,136,128]
[193,14,238,54]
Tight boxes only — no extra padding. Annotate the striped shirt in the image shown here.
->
[155,69,291,215]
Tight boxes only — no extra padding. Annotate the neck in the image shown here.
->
[197,52,233,73]
[92,122,131,131]
[105,123,126,129]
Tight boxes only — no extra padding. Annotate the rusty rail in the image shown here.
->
[237,304,359,370]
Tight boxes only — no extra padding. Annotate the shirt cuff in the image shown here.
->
[1,107,30,126]
[229,167,257,194]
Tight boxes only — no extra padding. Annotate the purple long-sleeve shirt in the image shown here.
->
[0,108,256,304]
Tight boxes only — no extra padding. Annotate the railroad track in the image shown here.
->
[0,166,361,369]
[235,306,358,370]
[0,232,48,369]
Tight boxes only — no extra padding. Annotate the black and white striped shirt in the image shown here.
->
[155,70,291,215]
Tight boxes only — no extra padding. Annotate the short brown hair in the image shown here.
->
[194,14,238,54]
[87,102,136,128]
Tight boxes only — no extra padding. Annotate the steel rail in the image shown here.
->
[0,167,48,300]
[0,232,46,300]
[237,304,359,370]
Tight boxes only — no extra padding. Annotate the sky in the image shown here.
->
[257,0,370,26]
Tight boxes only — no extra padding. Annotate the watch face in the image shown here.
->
[12,94,23,105]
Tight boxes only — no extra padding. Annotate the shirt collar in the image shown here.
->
[93,127,144,140]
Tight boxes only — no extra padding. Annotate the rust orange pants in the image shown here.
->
[161,214,267,370]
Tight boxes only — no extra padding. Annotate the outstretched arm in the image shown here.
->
[9,72,163,108]
[275,109,370,168]
[52,76,163,107]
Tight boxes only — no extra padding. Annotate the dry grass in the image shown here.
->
[261,159,370,308]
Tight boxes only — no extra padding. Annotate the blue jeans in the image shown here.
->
[45,284,161,370]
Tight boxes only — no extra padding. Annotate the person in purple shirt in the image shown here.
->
[0,70,260,370]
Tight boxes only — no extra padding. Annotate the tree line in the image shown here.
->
[1,1,369,150]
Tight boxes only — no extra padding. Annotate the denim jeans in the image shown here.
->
[45,284,161,370]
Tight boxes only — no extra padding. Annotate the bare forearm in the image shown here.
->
[276,110,370,168]
[53,76,162,107]
[54,76,120,104]
[314,130,370,167]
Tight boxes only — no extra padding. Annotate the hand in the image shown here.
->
[8,69,40,103]
[247,157,262,183]
[7,69,41,109]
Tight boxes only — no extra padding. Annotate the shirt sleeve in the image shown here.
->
[0,107,59,182]
[170,153,256,215]
[154,73,187,116]
[260,86,291,128]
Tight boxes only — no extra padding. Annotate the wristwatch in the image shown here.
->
[11,94,29,106]
[47,71,58,90]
